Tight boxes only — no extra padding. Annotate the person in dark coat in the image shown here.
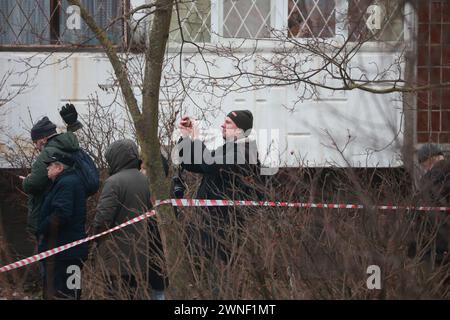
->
[418,144,450,204]
[176,110,261,263]
[414,144,449,265]
[37,152,88,300]
[92,139,167,300]
[22,104,83,234]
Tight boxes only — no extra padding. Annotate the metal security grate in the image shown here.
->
[170,0,211,42]
[348,0,404,41]
[222,0,271,39]
[59,0,123,46]
[288,0,336,38]
[0,0,53,45]
[0,0,123,47]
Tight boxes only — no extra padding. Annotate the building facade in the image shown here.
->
[0,0,447,169]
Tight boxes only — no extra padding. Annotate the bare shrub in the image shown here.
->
[156,164,449,300]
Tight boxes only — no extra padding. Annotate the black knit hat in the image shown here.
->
[31,117,57,141]
[417,144,444,163]
[227,110,253,133]
[43,152,74,167]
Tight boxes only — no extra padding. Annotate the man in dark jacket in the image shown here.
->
[21,104,83,234]
[415,144,449,265]
[37,152,88,300]
[93,139,167,300]
[418,144,450,204]
[176,110,261,263]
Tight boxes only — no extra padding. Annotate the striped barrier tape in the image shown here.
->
[1,198,449,273]
[0,210,156,273]
[155,198,450,212]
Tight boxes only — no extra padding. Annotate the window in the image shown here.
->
[170,0,211,42]
[59,0,123,45]
[222,0,272,39]
[169,0,404,43]
[0,0,52,45]
[0,0,123,47]
[347,0,404,41]
[288,0,336,38]
[1,0,405,47]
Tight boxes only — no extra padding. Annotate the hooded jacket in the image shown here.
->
[93,139,166,289]
[23,132,80,233]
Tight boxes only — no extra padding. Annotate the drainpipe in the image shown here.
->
[402,0,418,189]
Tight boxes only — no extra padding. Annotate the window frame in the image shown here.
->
[0,0,414,52]
[170,0,412,53]
[0,0,128,52]
[210,0,347,43]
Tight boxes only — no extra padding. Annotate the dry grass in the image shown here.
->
[0,166,448,299]
[76,167,448,299]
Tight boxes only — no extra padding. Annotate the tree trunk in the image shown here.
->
[139,0,191,294]
[69,0,189,296]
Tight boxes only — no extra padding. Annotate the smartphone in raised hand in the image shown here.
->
[180,116,192,128]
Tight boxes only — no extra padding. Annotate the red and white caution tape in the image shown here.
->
[155,198,450,212]
[1,198,449,274]
[0,210,156,273]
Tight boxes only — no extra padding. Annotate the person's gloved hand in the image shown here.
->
[60,103,78,125]
[60,103,82,131]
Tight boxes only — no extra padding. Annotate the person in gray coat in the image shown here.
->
[92,139,167,300]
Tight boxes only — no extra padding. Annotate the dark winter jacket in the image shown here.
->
[93,139,166,289]
[178,136,262,261]
[416,159,450,264]
[419,159,450,205]
[37,168,88,261]
[23,131,80,233]
[180,136,261,201]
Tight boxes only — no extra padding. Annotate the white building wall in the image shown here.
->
[0,48,404,169]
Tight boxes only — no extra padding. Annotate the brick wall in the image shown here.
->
[416,0,450,143]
